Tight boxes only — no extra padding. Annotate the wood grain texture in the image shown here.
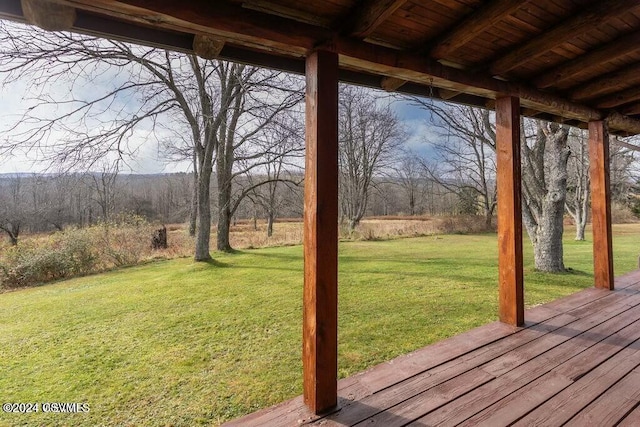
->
[569,62,640,101]
[430,0,531,59]
[21,0,76,31]
[535,31,640,89]
[380,76,407,91]
[489,0,640,76]
[589,120,614,290]
[597,86,640,109]
[496,96,524,326]
[303,49,339,414]
[347,0,408,38]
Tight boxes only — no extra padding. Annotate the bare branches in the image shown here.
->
[338,85,405,230]
[409,99,497,227]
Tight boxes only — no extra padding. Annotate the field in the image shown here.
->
[0,223,639,426]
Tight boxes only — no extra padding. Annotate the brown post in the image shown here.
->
[496,96,524,326]
[303,49,339,414]
[589,120,614,290]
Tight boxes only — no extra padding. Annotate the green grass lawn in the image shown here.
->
[1,225,639,426]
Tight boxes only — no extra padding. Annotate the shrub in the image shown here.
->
[0,214,159,289]
[91,215,156,267]
[0,231,98,289]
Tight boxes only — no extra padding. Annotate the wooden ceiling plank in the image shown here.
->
[597,86,640,109]
[430,0,532,59]
[490,0,640,76]
[346,0,408,39]
[569,62,640,101]
[535,31,640,89]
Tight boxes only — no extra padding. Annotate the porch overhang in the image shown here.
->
[1,0,638,417]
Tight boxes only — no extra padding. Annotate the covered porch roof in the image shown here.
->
[2,0,639,421]
[2,0,640,135]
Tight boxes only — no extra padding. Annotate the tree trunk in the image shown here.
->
[194,164,212,261]
[8,232,18,246]
[485,212,493,230]
[575,221,586,240]
[188,166,198,237]
[217,202,232,251]
[216,174,233,252]
[521,122,569,272]
[267,211,274,237]
[530,192,566,271]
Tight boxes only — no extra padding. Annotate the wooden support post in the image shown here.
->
[589,120,614,290]
[496,96,524,326]
[303,49,338,414]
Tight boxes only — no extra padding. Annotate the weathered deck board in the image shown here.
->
[225,270,640,427]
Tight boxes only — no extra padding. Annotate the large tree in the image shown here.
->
[0,21,301,261]
[411,98,572,271]
[521,120,570,272]
[338,85,404,230]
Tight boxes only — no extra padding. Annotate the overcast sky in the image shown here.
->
[0,81,436,175]
[0,22,437,175]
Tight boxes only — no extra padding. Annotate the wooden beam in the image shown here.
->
[490,0,640,76]
[606,112,640,137]
[622,103,640,116]
[192,34,224,59]
[569,62,640,101]
[496,96,524,326]
[239,0,333,28]
[589,120,614,290]
[346,0,407,39]
[380,76,407,91]
[430,0,531,59]
[21,0,76,31]
[535,31,640,89]
[597,86,640,109]
[438,89,462,100]
[303,49,339,415]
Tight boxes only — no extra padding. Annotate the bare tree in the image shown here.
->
[521,120,570,272]
[609,136,635,204]
[90,161,119,222]
[246,119,304,236]
[410,101,497,228]
[338,85,404,231]
[0,175,25,245]
[394,150,423,216]
[565,128,590,240]
[0,21,302,261]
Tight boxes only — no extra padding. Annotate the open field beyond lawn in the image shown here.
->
[1,224,639,426]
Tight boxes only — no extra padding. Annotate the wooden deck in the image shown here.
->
[226,270,640,426]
